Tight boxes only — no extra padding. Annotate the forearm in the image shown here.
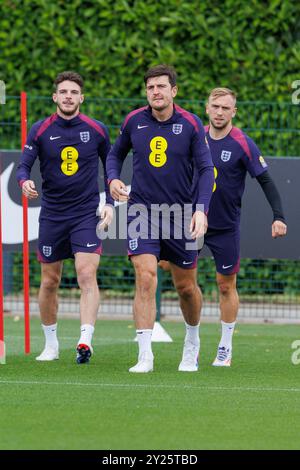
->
[256,171,286,222]
[195,166,215,214]
[16,159,35,186]
[104,178,114,206]
[106,139,129,182]
[106,155,123,182]
[102,160,114,205]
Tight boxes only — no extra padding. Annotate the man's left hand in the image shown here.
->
[272,220,287,238]
[99,205,114,230]
[190,211,208,239]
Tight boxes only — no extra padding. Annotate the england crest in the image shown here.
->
[221,150,231,162]
[42,246,52,257]
[80,131,90,143]
[172,124,183,135]
[129,238,138,251]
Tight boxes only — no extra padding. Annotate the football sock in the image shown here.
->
[78,324,94,348]
[42,323,58,349]
[184,322,200,346]
[219,320,236,349]
[136,329,153,358]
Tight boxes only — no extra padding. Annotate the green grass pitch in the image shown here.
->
[0,317,299,450]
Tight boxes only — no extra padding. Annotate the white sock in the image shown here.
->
[78,324,95,348]
[185,322,200,346]
[136,329,153,359]
[42,323,58,349]
[219,320,236,350]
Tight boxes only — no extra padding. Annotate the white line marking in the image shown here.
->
[0,379,299,393]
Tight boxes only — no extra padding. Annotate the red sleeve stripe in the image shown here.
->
[79,113,106,138]
[230,127,252,159]
[35,114,58,140]
[175,105,199,132]
[123,106,148,129]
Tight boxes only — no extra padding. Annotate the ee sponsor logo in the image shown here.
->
[149,137,167,168]
[61,146,79,176]
[213,166,218,192]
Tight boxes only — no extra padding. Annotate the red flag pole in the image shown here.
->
[21,91,30,354]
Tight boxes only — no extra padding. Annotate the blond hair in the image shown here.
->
[208,87,237,104]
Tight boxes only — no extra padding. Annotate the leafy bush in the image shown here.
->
[1,0,300,153]
[1,0,299,100]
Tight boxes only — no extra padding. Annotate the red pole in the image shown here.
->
[21,91,30,354]
[0,155,4,344]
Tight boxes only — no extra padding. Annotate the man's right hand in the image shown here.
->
[109,179,129,202]
[22,180,39,199]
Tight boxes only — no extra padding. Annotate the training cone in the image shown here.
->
[134,322,173,343]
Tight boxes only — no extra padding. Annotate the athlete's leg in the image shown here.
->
[39,261,63,325]
[69,211,102,361]
[74,252,100,363]
[217,272,239,323]
[212,272,238,367]
[132,254,158,329]
[170,264,202,325]
[129,254,157,373]
[36,261,63,361]
[75,252,100,327]
[206,228,240,366]
[170,264,201,371]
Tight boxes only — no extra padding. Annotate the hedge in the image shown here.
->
[1,0,299,100]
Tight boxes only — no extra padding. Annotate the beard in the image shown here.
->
[151,103,166,111]
[57,102,79,117]
[210,119,229,130]
[150,97,170,111]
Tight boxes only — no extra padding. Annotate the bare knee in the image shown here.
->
[137,269,157,294]
[176,281,197,301]
[77,266,97,289]
[217,278,236,297]
[41,273,61,293]
[134,260,157,294]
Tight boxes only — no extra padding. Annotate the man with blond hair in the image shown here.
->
[202,87,287,366]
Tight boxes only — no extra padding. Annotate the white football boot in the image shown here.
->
[129,351,154,373]
[36,345,59,361]
[178,340,199,372]
[212,346,232,367]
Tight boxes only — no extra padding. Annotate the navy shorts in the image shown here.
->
[38,212,102,263]
[127,210,198,269]
[203,227,240,275]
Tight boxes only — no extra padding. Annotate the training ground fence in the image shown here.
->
[1,95,300,156]
[3,253,300,322]
[1,96,300,322]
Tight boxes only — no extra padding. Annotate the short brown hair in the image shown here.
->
[208,87,237,104]
[53,71,84,91]
[144,64,177,87]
